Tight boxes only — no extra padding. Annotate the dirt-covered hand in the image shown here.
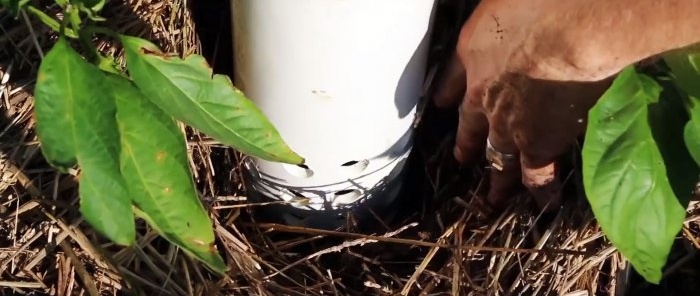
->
[432,0,617,215]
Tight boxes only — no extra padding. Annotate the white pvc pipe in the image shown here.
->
[231,0,436,224]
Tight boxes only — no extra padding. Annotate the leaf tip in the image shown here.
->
[184,244,228,275]
[290,154,305,165]
[266,150,305,165]
[111,235,136,247]
[206,253,229,275]
[635,265,662,285]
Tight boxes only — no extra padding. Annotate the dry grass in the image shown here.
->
[1,0,700,295]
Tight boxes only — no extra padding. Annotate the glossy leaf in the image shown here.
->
[664,49,700,166]
[582,66,697,284]
[120,35,304,164]
[33,38,134,245]
[112,75,226,274]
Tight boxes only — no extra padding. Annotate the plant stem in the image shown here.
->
[25,5,78,38]
[80,26,127,75]
[66,5,102,65]
[84,26,120,40]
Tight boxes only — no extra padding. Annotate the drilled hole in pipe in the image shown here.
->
[340,159,369,175]
[283,163,314,178]
[335,189,355,196]
[341,160,358,166]
[333,189,362,205]
[288,189,306,197]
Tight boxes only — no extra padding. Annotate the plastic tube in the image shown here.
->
[231,0,436,227]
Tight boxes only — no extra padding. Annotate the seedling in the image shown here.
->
[2,0,303,274]
[583,49,700,284]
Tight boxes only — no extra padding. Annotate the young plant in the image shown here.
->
[2,0,303,274]
[582,49,700,284]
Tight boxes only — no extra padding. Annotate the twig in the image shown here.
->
[264,237,378,279]
[59,241,100,296]
[265,223,419,280]
[0,281,44,289]
[20,10,44,58]
[260,223,593,256]
[119,267,175,296]
[560,246,617,292]
[401,218,458,295]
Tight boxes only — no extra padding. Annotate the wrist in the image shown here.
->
[521,0,700,81]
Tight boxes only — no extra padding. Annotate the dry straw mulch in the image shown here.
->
[2,0,700,295]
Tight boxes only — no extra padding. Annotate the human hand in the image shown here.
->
[432,0,619,216]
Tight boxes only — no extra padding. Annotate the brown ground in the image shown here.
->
[1,0,700,295]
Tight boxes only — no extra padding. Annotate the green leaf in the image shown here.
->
[75,0,105,11]
[33,38,135,245]
[111,75,226,274]
[120,35,304,165]
[663,49,700,166]
[683,113,700,167]
[582,66,697,284]
[0,0,29,16]
[34,47,78,171]
[74,0,107,21]
[78,163,134,246]
[25,6,79,39]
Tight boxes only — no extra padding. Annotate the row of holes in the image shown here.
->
[285,188,363,205]
[296,160,362,169]
[280,160,369,205]
[288,188,357,197]
[286,159,369,178]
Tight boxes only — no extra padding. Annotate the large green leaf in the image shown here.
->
[582,66,697,284]
[33,38,134,245]
[34,45,78,171]
[664,49,700,166]
[119,35,304,164]
[111,74,226,274]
